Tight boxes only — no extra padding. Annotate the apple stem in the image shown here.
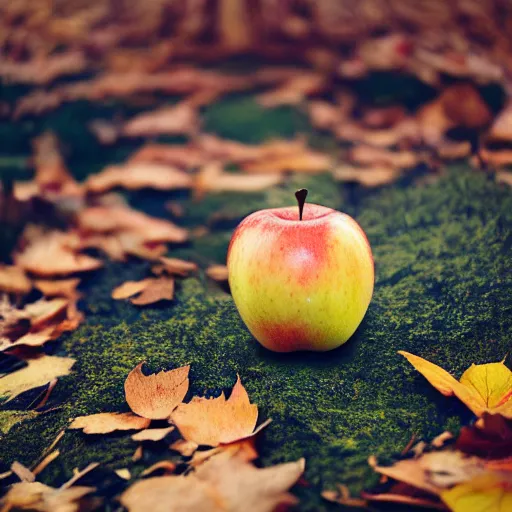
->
[295,188,308,221]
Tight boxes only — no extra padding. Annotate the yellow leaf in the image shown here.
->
[398,351,512,418]
[441,474,512,512]
[0,355,75,403]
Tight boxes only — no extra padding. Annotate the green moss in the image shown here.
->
[0,410,39,436]
[1,168,510,511]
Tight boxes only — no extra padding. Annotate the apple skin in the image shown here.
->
[227,203,374,352]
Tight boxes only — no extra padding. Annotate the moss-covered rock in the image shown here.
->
[1,167,510,511]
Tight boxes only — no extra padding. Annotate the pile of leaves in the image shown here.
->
[325,353,512,511]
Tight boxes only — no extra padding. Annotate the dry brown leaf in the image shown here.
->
[0,51,87,85]
[125,362,190,420]
[170,439,199,457]
[0,481,95,512]
[140,460,177,477]
[130,278,174,306]
[1,327,56,352]
[437,141,472,161]
[241,150,332,174]
[77,206,188,244]
[69,412,150,434]
[121,455,304,512]
[131,426,175,442]
[0,355,75,403]
[194,162,282,199]
[336,119,420,147]
[151,257,198,277]
[0,265,32,295]
[322,484,368,508]
[349,145,420,169]
[205,265,229,282]
[171,375,258,446]
[122,103,199,138]
[334,164,401,187]
[308,101,345,131]
[129,144,205,168]
[196,135,305,163]
[362,105,407,129]
[34,279,80,299]
[256,72,326,107]
[112,279,155,300]
[86,163,193,193]
[189,437,259,468]
[15,231,102,277]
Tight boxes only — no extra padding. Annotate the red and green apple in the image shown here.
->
[227,190,374,352]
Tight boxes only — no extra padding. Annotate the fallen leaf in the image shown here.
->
[241,151,332,174]
[120,474,217,511]
[256,72,326,107]
[69,412,150,434]
[77,206,188,244]
[194,162,282,199]
[170,439,199,457]
[0,355,75,403]
[205,265,229,282]
[440,84,492,130]
[399,351,512,418]
[34,278,80,299]
[489,102,512,142]
[112,279,155,300]
[115,468,131,480]
[151,257,198,277]
[0,481,95,511]
[189,437,260,468]
[361,483,446,510]
[349,145,420,169]
[334,164,400,187]
[121,455,304,512]
[336,119,420,147]
[129,144,205,168]
[416,98,455,146]
[456,413,512,459]
[122,103,199,137]
[131,426,175,442]
[474,149,512,168]
[85,163,193,193]
[125,362,190,420]
[0,265,32,295]
[140,460,177,477]
[112,277,175,305]
[15,231,102,277]
[441,474,512,512]
[171,375,258,446]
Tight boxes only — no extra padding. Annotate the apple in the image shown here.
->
[227,190,374,352]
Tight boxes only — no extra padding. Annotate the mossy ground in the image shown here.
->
[0,90,511,511]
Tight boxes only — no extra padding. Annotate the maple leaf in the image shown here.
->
[69,412,150,434]
[0,355,75,403]
[124,362,189,420]
[399,351,512,418]
[441,474,512,512]
[171,375,259,446]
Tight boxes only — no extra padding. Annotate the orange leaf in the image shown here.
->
[171,375,259,446]
[69,412,150,434]
[125,362,189,420]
